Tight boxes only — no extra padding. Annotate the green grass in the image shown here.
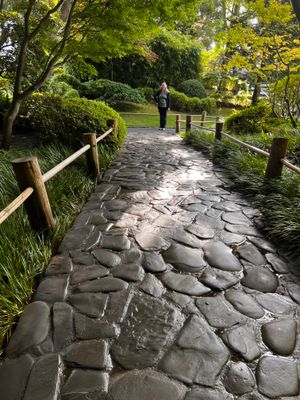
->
[0,143,115,353]
[185,128,300,257]
[114,102,236,129]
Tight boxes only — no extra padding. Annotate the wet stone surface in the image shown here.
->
[2,128,300,399]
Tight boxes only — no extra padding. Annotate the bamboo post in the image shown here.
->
[200,111,207,127]
[84,133,99,178]
[176,115,181,133]
[12,156,55,232]
[186,115,192,133]
[215,117,223,140]
[265,137,289,178]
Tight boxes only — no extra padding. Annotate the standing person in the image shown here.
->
[155,82,170,130]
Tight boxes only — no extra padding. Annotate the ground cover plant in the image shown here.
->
[0,143,116,353]
[185,128,300,258]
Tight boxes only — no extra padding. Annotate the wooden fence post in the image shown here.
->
[110,119,118,135]
[186,115,192,133]
[215,117,223,140]
[84,132,99,178]
[200,111,207,127]
[176,115,181,133]
[11,156,55,232]
[265,137,289,178]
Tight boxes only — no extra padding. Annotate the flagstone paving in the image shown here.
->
[1,127,300,399]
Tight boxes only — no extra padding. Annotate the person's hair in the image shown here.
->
[160,82,168,92]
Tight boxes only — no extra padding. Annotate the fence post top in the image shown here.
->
[83,132,96,137]
[271,137,289,143]
[12,156,38,164]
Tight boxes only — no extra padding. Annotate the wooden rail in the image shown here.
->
[186,114,300,178]
[0,122,116,231]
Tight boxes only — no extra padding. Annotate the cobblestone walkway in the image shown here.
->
[1,128,300,400]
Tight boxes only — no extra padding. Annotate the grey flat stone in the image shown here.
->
[241,268,279,293]
[70,251,96,265]
[200,268,240,291]
[6,301,50,357]
[23,354,61,400]
[261,319,297,355]
[225,288,264,319]
[92,249,121,268]
[181,195,203,205]
[111,263,145,282]
[257,356,299,398]
[161,315,229,386]
[0,354,34,400]
[109,369,187,400]
[168,227,202,248]
[62,391,107,400]
[139,273,166,297]
[59,226,94,252]
[222,212,250,225]
[114,213,138,228]
[154,214,179,227]
[81,230,102,251]
[160,271,211,296]
[265,253,289,273]
[101,234,131,251]
[165,292,195,310]
[185,223,215,239]
[105,290,133,323]
[218,231,246,245]
[239,392,267,400]
[64,340,110,369]
[287,282,300,304]
[213,201,241,212]
[222,323,261,361]
[185,387,233,400]
[89,212,107,225]
[247,237,276,253]
[53,302,74,351]
[142,252,167,272]
[255,293,296,315]
[34,276,68,303]
[195,214,224,231]
[71,266,109,285]
[74,313,120,339]
[237,243,266,266]
[68,293,108,318]
[196,296,246,328]
[223,362,255,395]
[111,293,184,369]
[120,248,142,264]
[126,204,152,217]
[183,203,208,213]
[104,199,128,211]
[76,277,128,293]
[162,243,206,272]
[135,231,170,251]
[62,369,109,394]
[225,224,262,237]
[203,241,242,271]
[45,254,73,276]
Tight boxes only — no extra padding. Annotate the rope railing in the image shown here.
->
[0,123,116,231]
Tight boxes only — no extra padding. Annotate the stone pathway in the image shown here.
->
[1,127,300,400]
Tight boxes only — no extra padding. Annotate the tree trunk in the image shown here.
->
[251,82,261,106]
[1,100,21,150]
[291,0,300,23]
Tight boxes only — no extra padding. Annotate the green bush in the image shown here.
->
[224,103,271,135]
[17,94,126,148]
[46,81,80,98]
[47,73,86,93]
[169,88,215,113]
[177,79,207,99]
[82,79,146,105]
[138,87,155,102]
[200,73,219,90]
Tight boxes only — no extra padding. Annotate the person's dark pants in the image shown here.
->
[158,107,167,128]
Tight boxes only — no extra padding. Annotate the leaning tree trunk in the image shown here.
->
[1,100,21,150]
[251,82,261,106]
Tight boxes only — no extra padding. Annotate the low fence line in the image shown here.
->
[0,121,116,232]
[182,114,300,179]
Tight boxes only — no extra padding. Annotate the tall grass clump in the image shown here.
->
[185,129,300,257]
[0,143,115,353]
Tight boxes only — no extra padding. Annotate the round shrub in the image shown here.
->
[47,81,80,98]
[82,79,146,105]
[176,79,207,99]
[48,73,85,92]
[224,103,271,135]
[17,94,126,148]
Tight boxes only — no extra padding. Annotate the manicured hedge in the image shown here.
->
[17,94,126,148]
[169,88,215,113]
[177,79,207,99]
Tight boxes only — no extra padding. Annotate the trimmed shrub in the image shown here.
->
[48,73,86,93]
[138,87,155,102]
[169,88,215,113]
[17,94,126,148]
[47,81,80,98]
[177,79,207,99]
[82,79,146,105]
[224,103,271,135]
